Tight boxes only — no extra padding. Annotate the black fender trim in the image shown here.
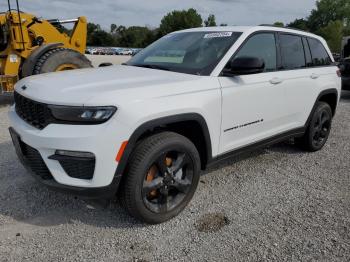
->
[207,127,305,167]
[114,113,212,178]
[21,43,63,78]
[305,88,339,128]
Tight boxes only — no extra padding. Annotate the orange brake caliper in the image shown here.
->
[146,157,173,198]
[146,165,159,198]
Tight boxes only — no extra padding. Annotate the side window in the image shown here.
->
[234,33,277,72]
[280,34,306,70]
[307,38,332,66]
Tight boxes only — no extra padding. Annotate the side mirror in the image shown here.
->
[229,57,265,75]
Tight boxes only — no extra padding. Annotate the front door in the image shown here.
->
[219,32,292,154]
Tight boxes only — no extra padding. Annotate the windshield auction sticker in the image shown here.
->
[204,32,233,38]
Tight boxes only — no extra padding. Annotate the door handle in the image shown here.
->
[311,73,320,79]
[270,77,283,85]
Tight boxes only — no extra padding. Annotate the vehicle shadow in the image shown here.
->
[0,140,145,230]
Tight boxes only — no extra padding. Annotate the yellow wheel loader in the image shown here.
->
[0,0,91,94]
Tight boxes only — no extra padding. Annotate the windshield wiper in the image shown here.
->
[131,64,171,71]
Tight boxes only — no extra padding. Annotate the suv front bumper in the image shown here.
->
[8,106,129,198]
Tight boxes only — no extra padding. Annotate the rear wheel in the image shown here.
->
[296,102,333,152]
[119,132,201,224]
[33,48,92,74]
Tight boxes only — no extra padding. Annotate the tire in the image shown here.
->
[296,102,333,152]
[119,132,201,224]
[33,48,92,75]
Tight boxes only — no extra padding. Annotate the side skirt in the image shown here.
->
[206,127,305,168]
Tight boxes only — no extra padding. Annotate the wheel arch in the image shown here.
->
[305,88,339,127]
[115,113,213,178]
[21,43,63,78]
[317,89,338,116]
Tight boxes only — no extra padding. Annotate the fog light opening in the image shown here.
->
[55,150,95,159]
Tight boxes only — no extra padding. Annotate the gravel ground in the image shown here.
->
[0,93,349,261]
[0,95,13,106]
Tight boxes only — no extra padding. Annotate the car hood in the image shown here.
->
[14,65,201,106]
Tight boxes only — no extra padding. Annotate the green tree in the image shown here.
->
[159,8,203,36]
[344,24,350,36]
[117,25,127,34]
[273,22,284,27]
[89,30,115,46]
[110,23,117,33]
[308,0,350,32]
[287,0,350,51]
[87,22,101,45]
[319,20,344,52]
[118,26,156,48]
[204,14,217,27]
[87,23,115,46]
[87,23,101,35]
[288,18,309,31]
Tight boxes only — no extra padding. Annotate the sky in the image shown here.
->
[1,0,318,29]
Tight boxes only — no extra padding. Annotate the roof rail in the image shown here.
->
[259,24,279,27]
[258,24,310,34]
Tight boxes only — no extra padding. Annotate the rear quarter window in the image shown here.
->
[307,38,332,66]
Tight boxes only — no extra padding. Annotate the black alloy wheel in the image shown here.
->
[311,107,332,148]
[296,101,333,152]
[142,150,194,214]
[119,132,201,224]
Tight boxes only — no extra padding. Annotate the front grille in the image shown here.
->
[14,92,52,130]
[19,141,54,180]
[59,158,95,180]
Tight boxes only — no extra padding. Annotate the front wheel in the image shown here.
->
[119,132,201,224]
[296,102,333,152]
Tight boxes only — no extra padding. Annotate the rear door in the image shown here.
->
[275,33,316,128]
[279,34,335,128]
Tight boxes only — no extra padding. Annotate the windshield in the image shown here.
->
[126,31,242,76]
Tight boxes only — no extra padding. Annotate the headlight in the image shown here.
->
[48,105,117,124]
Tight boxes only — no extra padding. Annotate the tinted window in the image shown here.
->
[234,33,277,72]
[280,34,306,69]
[307,38,332,66]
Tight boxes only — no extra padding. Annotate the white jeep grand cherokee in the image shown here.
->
[9,26,341,223]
